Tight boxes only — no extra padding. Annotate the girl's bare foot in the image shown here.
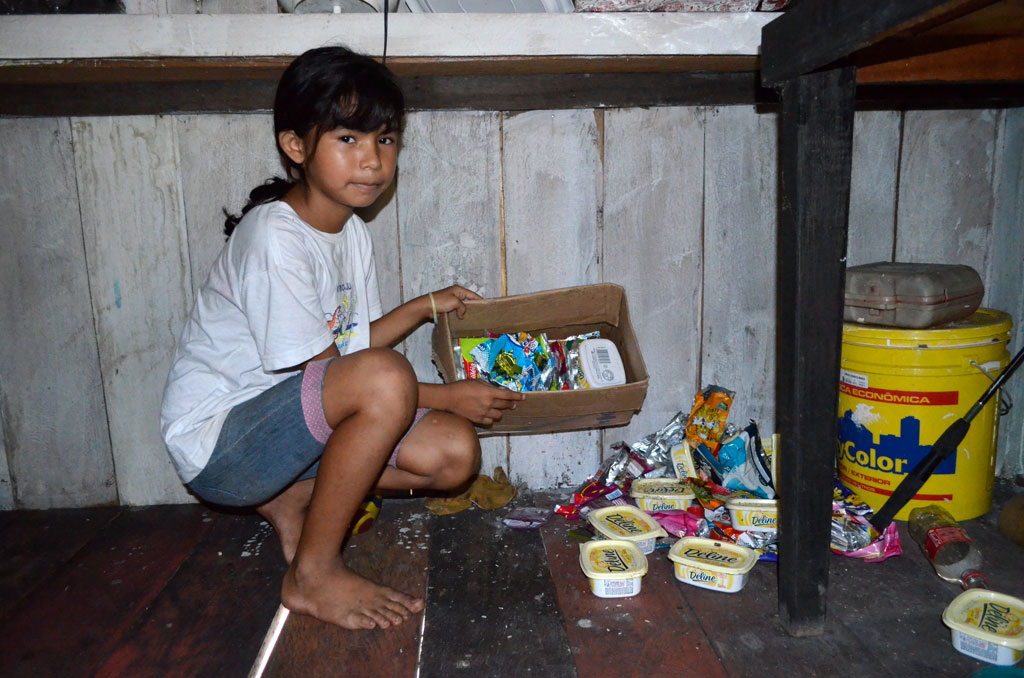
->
[281,559,424,630]
[257,480,314,564]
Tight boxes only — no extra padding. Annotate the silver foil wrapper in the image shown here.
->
[737,530,778,552]
[453,344,466,380]
[832,516,872,552]
[626,411,688,476]
[598,411,688,486]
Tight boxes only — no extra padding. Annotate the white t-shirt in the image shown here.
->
[160,201,383,482]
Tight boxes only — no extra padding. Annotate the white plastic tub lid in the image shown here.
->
[588,505,668,542]
[579,539,648,580]
[668,537,757,575]
[943,589,1024,650]
[630,478,695,499]
[724,496,778,511]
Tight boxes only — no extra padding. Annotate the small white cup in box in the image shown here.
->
[942,589,1024,666]
[579,338,627,388]
[725,497,779,533]
[578,539,648,599]
[587,505,667,555]
[629,478,695,513]
[667,537,758,593]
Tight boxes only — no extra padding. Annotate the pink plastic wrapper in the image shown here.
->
[831,481,903,562]
[840,521,902,561]
[574,0,787,11]
[650,510,705,538]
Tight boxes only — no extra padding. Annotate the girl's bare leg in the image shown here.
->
[375,410,481,492]
[261,408,481,566]
[256,479,314,564]
[280,348,422,630]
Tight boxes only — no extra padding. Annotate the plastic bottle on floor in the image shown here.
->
[908,504,987,590]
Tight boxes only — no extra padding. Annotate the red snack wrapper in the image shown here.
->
[554,481,622,520]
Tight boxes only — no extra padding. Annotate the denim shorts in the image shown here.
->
[187,358,427,507]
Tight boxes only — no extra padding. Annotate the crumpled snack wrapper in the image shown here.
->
[830,480,902,562]
[424,466,517,515]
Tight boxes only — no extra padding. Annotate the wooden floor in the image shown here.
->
[2,485,1022,678]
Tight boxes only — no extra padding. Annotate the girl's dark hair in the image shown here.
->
[224,46,405,237]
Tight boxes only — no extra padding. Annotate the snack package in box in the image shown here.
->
[431,284,648,435]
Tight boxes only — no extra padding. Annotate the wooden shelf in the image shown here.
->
[763,0,1024,85]
[0,13,776,114]
[0,13,769,62]
[3,11,1020,114]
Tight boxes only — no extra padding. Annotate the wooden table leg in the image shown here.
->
[775,62,857,637]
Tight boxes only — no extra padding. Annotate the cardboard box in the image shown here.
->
[431,283,649,435]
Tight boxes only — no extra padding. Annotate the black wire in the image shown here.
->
[382,0,389,65]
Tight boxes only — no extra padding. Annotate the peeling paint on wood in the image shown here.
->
[503,109,601,487]
[847,110,900,266]
[896,109,999,273]
[603,106,704,447]
[987,107,1024,479]
[72,115,193,505]
[396,111,507,473]
[0,117,116,509]
[176,114,280,300]
[701,105,777,431]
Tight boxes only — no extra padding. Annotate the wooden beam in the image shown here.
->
[7,69,1023,117]
[761,0,996,86]
[0,71,775,116]
[855,81,1024,108]
[857,36,1024,83]
[0,55,760,86]
[774,63,857,637]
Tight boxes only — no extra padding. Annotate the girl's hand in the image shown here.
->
[444,380,525,426]
[427,285,482,321]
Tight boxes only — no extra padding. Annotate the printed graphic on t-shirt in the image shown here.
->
[327,282,358,354]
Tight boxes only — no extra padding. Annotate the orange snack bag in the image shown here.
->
[685,385,735,454]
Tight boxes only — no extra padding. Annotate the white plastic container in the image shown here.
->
[725,497,779,533]
[587,505,667,555]
[942,589,1024,666]
[578,539,648,598]
[579,338,627,388]
[630,478,695,513]
[668,537,758,593]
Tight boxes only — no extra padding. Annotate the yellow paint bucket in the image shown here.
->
[837,309,1012,521]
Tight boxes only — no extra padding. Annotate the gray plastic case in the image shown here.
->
[843,262,984,329]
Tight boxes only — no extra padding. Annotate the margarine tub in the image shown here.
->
[726,497,779,533]
[579,539,648,598]
[630,478,696,513]
[942,589,1024,665]
[670,441,697,480]
[668,537,757,593]
[587,505,667,554]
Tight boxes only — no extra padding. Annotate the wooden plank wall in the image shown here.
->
[0,106,1021,509]
[990,108,1024,482]
[0,118,116,509]
[502,110,602,486]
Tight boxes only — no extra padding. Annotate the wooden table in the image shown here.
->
[760,0,1024,637]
